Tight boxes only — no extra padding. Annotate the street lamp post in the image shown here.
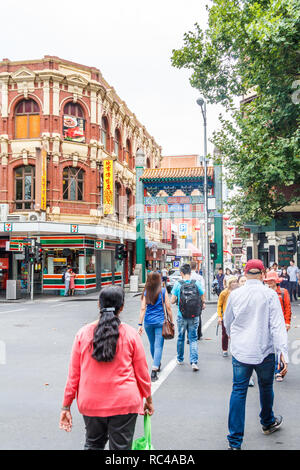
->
[196,97,210,300]
[135,148,146,284]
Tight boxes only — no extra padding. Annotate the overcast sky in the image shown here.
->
[2,0,226,157]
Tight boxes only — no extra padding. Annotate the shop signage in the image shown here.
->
[70,224,79,233]
[103,159,114,215]
[173,261,180,268]
[41,148,47,211]
[0,258,9,269]
[95,240,105,250]
[63,115,85,143]
[4,223,13,232]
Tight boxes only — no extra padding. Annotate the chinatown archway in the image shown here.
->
[135,160,223,291]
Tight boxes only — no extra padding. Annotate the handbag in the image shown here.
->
[132,414,154,450]
[161,289,175,340]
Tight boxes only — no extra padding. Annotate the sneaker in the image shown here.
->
[222,351,229,357]
[262,415,283,435]
[151,370,158,382]
[191,363,199,372]
[176,359,184,365]
[228,445,241,450]
[248,377,255,387]
[275,373,283,382]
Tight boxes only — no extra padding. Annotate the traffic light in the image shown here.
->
[24,245,29,263]
[286,234,296,254]
[115,243,125,260]
[210,242,218,260]
[35,243,43,263]
[29,249,35,264]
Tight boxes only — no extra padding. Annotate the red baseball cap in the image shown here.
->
[244,259,265,274]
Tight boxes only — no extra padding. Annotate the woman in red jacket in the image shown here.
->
[59,286,153,450]
[264,270,292,382]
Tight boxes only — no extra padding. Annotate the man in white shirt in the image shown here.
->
[64,268,71,297]
[224,259,288,450]
[287,259,300,302]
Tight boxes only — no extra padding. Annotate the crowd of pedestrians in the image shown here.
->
[59,257,296,450]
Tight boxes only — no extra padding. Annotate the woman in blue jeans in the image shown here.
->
[138,271,173,382]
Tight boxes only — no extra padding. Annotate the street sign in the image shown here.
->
[179,223,188,236]
[173,261,180,268]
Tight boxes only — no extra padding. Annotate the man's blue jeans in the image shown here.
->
[177,316,199,364]
[144,323,164,370]
[64,280,70,296]
[228,353,276,448]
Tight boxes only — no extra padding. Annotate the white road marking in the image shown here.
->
[151,311,218,395]
[0,308,27,314]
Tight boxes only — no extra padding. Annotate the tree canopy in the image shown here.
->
[171,0,300,226]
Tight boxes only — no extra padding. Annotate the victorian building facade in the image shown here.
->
[0,56,163,295]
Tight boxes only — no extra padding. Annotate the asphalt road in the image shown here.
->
[0,293,300,450]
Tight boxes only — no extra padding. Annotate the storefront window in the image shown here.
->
[86,250,95,273]
[101,251,112,273]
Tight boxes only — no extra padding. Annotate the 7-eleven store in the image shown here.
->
[6,234,125,296]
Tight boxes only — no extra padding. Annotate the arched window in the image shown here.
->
[146,157,151,169]
[15,99,40,139]
[114,129,121,158]
[63,102,85,143]
[101,116,109,151]
[125,139,132,168]
[115,182,121,219]
[126,188,132,223]
[15,165,35,210]
[63,167,84,201]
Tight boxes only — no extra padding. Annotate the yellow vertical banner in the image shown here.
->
[103,159,114,215]
[41,148,47,211]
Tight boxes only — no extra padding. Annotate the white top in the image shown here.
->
[190,271,205,292]
[224,279,289,364]
[65,271,71,281]
[161,268,168,277]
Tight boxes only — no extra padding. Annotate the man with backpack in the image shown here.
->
[171,264,205,371]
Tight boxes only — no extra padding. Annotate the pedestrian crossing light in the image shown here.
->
[210,242,218,260]
[115,243,125,261]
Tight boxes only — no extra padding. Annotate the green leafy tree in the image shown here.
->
[171,0,300,226]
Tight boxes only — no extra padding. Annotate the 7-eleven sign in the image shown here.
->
[70,224,79,233]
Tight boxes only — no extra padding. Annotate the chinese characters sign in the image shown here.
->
[103,160,114,215]
[63,115,85,143]
[41,148,47,211]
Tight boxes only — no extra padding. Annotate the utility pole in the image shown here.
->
[197,97,211,300]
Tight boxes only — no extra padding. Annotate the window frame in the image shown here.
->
[14,99,40,140]
[14,165,36,210]
[62,167,85,201]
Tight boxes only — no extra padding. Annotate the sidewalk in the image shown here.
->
[0,290,219,304]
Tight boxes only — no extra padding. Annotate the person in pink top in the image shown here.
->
[59,285,153,450]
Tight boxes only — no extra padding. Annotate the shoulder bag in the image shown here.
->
[161,289,175,340]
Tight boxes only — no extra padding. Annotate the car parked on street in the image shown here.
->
[166,269,181,293]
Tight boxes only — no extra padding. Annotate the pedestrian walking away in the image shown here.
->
[224,259,289,450]
[217,276,239,357]
[59,285,154,450]
[161,266,168,288]
[264,270,292,382]
[237,275,255,387]
[138,271,174,382]
[287,259,300,302]
[216,268,225,296]
[171,264,205,372]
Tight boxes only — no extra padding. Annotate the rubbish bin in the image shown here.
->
[6,280,22,300]
[130,275,139,293]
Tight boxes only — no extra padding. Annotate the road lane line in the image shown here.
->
[151,311,218,395]
[0,308,27,314]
